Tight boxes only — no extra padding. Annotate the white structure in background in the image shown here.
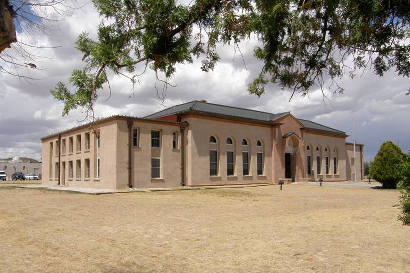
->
[0,157,41,180]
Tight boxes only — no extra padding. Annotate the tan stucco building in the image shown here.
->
[41,100,364,190]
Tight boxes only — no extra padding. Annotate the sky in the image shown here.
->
[0,1,409,162]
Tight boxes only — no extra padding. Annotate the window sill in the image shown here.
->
[151,178,164,183]
[68,178,73,181]
[132,146,141,151]
[76,178,81,181]
[172,148,180,152]
[68,152,73,155]
[84,178,90,181]
[257,175,267,179]
[210,176,222,181]
[94,178,100,182]
[227,176,238,180]
[84,149,90,153]
[76,151,81,154]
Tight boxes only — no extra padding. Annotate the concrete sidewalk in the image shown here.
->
[292,182,381,188]
[16,183,273,194]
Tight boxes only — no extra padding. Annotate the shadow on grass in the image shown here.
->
[370,185,399,190]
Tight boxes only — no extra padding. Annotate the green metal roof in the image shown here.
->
[145,100,345,135]
[297,118,345,135]
[145,100,289,123]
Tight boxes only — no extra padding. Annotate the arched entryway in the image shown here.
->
[283,133,300,182]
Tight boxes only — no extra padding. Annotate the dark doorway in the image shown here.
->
[285,153,292,179]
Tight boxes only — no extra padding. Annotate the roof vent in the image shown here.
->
[200,99,207,103]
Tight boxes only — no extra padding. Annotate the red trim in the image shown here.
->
[156,115,178,122]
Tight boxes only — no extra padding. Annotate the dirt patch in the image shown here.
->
[0,185,408,273]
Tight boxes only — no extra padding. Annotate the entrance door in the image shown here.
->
[285,153,292,179]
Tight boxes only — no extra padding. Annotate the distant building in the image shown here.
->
[41,100,364,190]
[0,157,41,180]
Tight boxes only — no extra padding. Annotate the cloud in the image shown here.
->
[0,0,409,162]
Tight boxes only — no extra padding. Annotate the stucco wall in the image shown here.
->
[346,144,364,181]
[41,120,119,189]
[182,115,272,186]
[115,119,181,189]
[303,132,347,181]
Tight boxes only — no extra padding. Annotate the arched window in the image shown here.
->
[333,148,338,174]
[256,140,264,175]
[306,145,312,176]
[324,146,330,174]
[242,139,250,175]
[316,146,319,152]
[209,136,218,176]
[226,138,235,176]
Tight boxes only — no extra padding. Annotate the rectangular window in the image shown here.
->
[85,159,90,178]
[55,162,59,179]
[210,150,218,176]
[227,151,234,176]
[242,152,249,176]
[76,159,81,180]
[307,156,312,175]
[69,137,73,153]
[96,158,100,179]
[49,142,53,178]
[325,157,329,174]
[334,157,337,174]
[76,135,81,152]
[151,158,160,178]
[85,133,90,150]
[62,139,66,154]
[132,128,139,147]
[172,132,178,149]
[68,161,73,179]
[257,152,263,175]
[316,156,321,174]
[55,140,59,156]
[151,130,160,148]
[96,133,100,149]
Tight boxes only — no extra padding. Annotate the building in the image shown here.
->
[0,157,41,180]
[41,100,364,190]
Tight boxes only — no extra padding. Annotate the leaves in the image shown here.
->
[52,0,410,115]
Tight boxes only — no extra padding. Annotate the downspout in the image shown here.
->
[58,133,61,186]
[180,121,188,186]
[127,119,133,188]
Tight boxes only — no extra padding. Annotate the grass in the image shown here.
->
[0,184,409,273]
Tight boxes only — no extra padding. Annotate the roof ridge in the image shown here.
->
[145,100,196,118]
[298,118,345,133]
[192,100,284,116]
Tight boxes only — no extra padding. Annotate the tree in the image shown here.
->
[0,0,73,77]
[370,141,406,189]
[51,0,410,116]
[364,161,370,177]
[398,159,410,225]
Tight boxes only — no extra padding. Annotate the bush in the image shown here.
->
[398,160,410,225]
[370,141,406,189]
